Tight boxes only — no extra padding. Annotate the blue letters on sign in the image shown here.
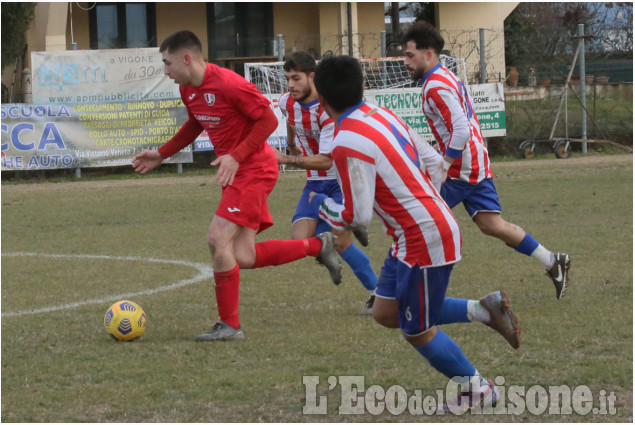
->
[1,122,66,152]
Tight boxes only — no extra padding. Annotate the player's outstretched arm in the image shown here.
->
[132,150,163,174]
[275,152,333,171]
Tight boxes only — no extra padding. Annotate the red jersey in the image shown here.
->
[179,63,273,161]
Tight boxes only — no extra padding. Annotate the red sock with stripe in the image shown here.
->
[213,264,240,329]
[252,238,322,268]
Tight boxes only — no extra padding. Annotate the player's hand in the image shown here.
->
[132,150,163,174]
[287,144,303,156]
[211,154,239,187]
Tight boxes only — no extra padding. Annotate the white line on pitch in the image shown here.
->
[1,252,214,318]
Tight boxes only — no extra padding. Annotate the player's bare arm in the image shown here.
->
[285,122,303,156]
[275,152,333,170]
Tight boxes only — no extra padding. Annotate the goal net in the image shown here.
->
[246,56,468,169]
[245,55,468,95]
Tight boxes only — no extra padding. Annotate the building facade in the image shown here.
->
[2,2,517,102]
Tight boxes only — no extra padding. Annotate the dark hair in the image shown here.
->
[283,51,317,74]
[402,21,445,54]
[313,55,363,113]
[160,30,202,54]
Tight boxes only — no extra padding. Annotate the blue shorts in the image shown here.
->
[441,178,502,218]
[376,252,453,336]
[293,179,343,224]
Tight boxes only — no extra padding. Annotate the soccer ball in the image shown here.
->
[104,300,147,341]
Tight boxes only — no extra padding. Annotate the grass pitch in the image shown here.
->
[1,154,632,422]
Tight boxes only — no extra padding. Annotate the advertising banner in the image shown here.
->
[366,82,506,141]
[31,48,179,104]
[257,83,506,150]
[1,100,192,171]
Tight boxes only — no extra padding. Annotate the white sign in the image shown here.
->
[31,48,179,104]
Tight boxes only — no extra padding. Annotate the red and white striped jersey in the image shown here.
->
[422,63,493,184]
[279,92,337,180]
[319,102,462,267]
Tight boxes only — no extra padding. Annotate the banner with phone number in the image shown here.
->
[246,83,506,151]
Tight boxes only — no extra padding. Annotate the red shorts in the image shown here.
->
[215,153,279,233]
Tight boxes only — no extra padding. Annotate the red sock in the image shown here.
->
[252,238,322,268]
[213,264,240,329]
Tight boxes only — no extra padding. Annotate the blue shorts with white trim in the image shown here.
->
[376,252,453,336]
[441,177,502,218]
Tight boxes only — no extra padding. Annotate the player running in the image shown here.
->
[402,21,570,299]
[132,31,342,341]
[311,55,520,413]
[274,52,378,315]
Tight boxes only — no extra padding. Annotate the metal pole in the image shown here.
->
[479,28,487,83]
[380,30,386,57]
[276,34,284,61]
[578,24,587,153]
[347,2,353,56]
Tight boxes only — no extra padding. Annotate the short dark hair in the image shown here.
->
[160,30,202,54]
[402,21,445,54]
[283,51,317,74]
[313,55,363,113]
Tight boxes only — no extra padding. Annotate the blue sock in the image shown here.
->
[436,297,470,325]
[339,244,378,291]
[416,329,476,379]
[515,233,539,256]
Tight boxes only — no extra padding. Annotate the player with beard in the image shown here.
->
[274,52,378,315]
[402,21,570,299]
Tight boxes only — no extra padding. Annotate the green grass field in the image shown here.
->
[1,154,632,422]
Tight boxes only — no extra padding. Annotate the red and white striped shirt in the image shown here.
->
[279,92,337,180]
[422,63,493,184]
[319,102,461,267]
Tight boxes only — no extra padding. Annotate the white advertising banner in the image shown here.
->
[31,48,179,104]
[365,82,507,141]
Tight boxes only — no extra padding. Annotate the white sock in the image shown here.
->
[452,371,487,394]
[467,300,491,323]
[531,244,555,268]
[369,289,376,296]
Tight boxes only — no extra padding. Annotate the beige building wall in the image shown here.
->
[4,2,516,99]
[273,3,321,55]
[437,2,518,83]
[156,3,208,58]
[273,2,384,59]
[357,3,385,58]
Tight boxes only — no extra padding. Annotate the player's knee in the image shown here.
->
[234,251,255,269]
[475,217,503,237]
[372,308,399,329]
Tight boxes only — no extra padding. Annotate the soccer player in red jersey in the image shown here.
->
[133,31,342,341]
[312,55,521,412]
[403,21,570,299]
